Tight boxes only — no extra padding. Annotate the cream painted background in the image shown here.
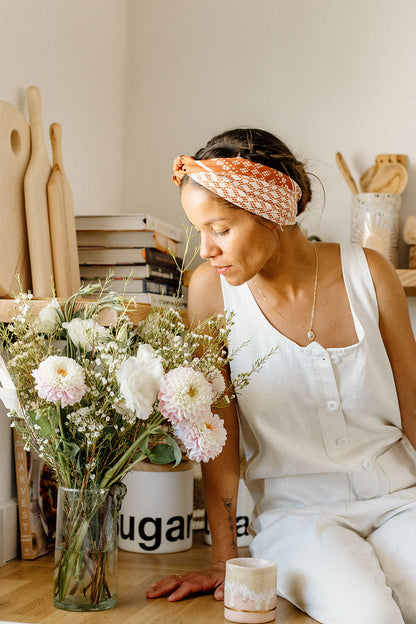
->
[1,0,416,540]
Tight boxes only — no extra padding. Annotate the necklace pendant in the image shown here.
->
[307,329,315,341]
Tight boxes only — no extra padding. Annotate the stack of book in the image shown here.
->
[76,214,185,305]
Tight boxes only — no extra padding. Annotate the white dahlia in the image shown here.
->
[158,367,215,425]
[173,412,227,462]
[32,356,86,407]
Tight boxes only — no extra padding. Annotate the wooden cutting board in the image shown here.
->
[49,122,80,293]
[0,100,32,297]
[47,163,71,297]
[24,86,54,298]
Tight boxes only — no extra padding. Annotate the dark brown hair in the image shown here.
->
[184,127,312,216]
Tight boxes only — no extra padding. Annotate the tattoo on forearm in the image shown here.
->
[222,497,237,550]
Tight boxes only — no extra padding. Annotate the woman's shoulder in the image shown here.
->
[187,261,224,323]
[361,246,406,303]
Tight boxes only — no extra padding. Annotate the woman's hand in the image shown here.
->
[146,566,226,602]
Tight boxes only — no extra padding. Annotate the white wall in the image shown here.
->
[0,0,129,506]
[122,0,416,271]
[0,0,128,218]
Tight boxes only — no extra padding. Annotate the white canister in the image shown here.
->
[118,460,194,554]
[204,477,254,547]
[351,192,401,267]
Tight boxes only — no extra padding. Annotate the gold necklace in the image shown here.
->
[255,244,319,342]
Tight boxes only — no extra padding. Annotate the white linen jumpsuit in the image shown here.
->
[221,244,416,624]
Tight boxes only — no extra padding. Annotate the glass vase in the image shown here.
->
[53,484,125,611]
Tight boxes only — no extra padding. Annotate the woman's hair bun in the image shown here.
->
[193,128,312,215]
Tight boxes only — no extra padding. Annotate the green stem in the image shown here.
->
[99,415,163,489]
[55,403,72,487]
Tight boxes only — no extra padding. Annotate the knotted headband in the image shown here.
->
[172,155,302,226]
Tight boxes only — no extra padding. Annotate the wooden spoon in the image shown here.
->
[335,152,359,194]
[367,162,408,194]
[360,164,377,192]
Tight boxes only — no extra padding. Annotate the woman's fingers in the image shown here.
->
[213,580,225,601]
[146,569,225,601]
[166,580,198,602]
[146,574,184,598]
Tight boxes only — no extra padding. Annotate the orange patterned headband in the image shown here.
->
[172,155,302,226]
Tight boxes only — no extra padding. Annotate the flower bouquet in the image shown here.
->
[0,280,269,611]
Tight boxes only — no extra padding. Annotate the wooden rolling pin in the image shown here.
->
[24,86,54,298]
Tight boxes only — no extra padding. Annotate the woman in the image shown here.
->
[147,128,416,624]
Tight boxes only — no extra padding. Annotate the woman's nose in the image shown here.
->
[200,234,220,260]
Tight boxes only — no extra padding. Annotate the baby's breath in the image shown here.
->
[0,236,273,488]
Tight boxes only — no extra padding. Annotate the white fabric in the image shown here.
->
[221,243,416,624]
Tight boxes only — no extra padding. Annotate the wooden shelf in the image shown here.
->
[396,270,416,296]
[1,270,416,323]
[0,299,186,324]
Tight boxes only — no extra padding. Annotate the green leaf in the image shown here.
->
[64,441,81,460]
[148,436,182,466]
[28,407,56,439]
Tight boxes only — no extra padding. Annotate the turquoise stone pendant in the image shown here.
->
[307,329,315,341]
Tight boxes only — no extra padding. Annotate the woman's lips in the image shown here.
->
[213,265,231,275]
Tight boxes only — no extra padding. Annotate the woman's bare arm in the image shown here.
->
[146,262,240,601]
[365,248,416,448]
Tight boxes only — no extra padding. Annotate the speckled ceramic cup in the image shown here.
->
[350,192,401,267]
[224,558,277,623]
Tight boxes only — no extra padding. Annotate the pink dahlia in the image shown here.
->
[32,355,86,408]
[173,412,227,462]
[158,367,215,425]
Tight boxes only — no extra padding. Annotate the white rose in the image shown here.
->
[116,344,164,420]
[62,318,109,351]
[37,298,62,333]
[0,354,23,417]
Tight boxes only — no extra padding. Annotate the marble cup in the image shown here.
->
[224,558,277,623]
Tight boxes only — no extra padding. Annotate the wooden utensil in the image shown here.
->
[47,162,71,298]
[0,100,31,297]
[335,152,359,194]
[360,165,377,192]
[49,123,80,294]
[24,86,54,298]
[360,155,407,193]
[375,154,407,168]
[367,162,408,194]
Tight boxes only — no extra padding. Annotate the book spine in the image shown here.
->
[75,215,148,230]
[142,279,178,296]
[13,430,34,559]
[152,232,178,256]
[145,215,184,242]
[129,293,186,306]
[142,248,182,269]
[78,248,146,265]
[79,264,181,280]
[147,265,180,281]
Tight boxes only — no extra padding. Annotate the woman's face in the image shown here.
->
[181,183,280,286]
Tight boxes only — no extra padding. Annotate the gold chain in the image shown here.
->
[254,244,319,342]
